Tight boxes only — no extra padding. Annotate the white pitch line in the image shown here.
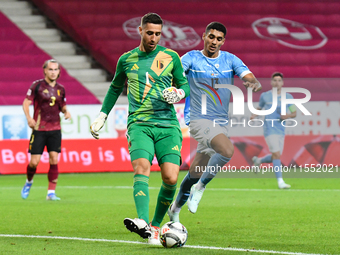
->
[0,234,325,255]
[0,185,339,192]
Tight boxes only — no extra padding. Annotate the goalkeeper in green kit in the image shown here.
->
[90,13,189,245]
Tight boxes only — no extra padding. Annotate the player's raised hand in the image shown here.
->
[162,87,185,104]
[90,112,107,139]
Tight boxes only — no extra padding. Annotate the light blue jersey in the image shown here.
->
[182,50,251,125]
[259,90,295,137]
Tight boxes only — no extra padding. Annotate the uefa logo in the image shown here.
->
[123,17,201,50]
[2,115,28,139]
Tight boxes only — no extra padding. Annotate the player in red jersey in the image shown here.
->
[21,59,71,201]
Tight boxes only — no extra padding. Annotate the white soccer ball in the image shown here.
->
[160,221,188,248]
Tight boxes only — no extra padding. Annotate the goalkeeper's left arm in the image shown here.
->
[90,56,126,139]
[90,82,124,139]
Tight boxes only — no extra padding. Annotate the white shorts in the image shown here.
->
[265,134,284,154]
[189,119,229,157]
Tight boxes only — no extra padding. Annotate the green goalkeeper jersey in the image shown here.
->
[101,45,190,128]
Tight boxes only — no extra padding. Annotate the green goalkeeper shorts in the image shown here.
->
[127,123,182,166]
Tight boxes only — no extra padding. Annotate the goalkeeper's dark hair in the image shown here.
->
[206,22,227,37]
[271,72,284,80]
[141,13,163,27]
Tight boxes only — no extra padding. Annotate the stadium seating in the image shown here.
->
[24,1,340,101]
[0,12,100,105]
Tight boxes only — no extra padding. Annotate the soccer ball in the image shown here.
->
[159,221,188,248]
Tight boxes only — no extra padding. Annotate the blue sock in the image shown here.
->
[175,172,199,207]
[200,153,231,186]
[260,154,272,163]
[273,159,282,179]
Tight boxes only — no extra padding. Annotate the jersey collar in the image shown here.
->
[200,50,221,59]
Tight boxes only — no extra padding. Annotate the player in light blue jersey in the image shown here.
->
[168,22,262,221]
[251,72,296,189]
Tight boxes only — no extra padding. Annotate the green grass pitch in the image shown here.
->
[0,172,339,255]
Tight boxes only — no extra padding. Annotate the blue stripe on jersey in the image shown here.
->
[182,50,250,125]
[259,90,294,137]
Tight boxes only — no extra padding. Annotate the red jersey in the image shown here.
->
[26,79,66,131]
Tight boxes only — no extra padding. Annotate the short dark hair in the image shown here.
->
[271,72,284,79]
[43,59,60,69]
[141,13,163,27]
[205,22,227,37]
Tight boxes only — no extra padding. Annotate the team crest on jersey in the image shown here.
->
[151,52,172,76]
[156,60,164,69]
[252,17,328,50]
[57,90,60,96]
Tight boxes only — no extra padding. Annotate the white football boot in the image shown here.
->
[124,218,151,239]
[148,223,160,245]
[252,156,261,173]
[252,156,261,166]
[167,204,180,223]
[278,181,291,189]
[187,184,204,214]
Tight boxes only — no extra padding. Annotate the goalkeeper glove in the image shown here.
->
[162,87,185,104]
[90,112,107,139]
